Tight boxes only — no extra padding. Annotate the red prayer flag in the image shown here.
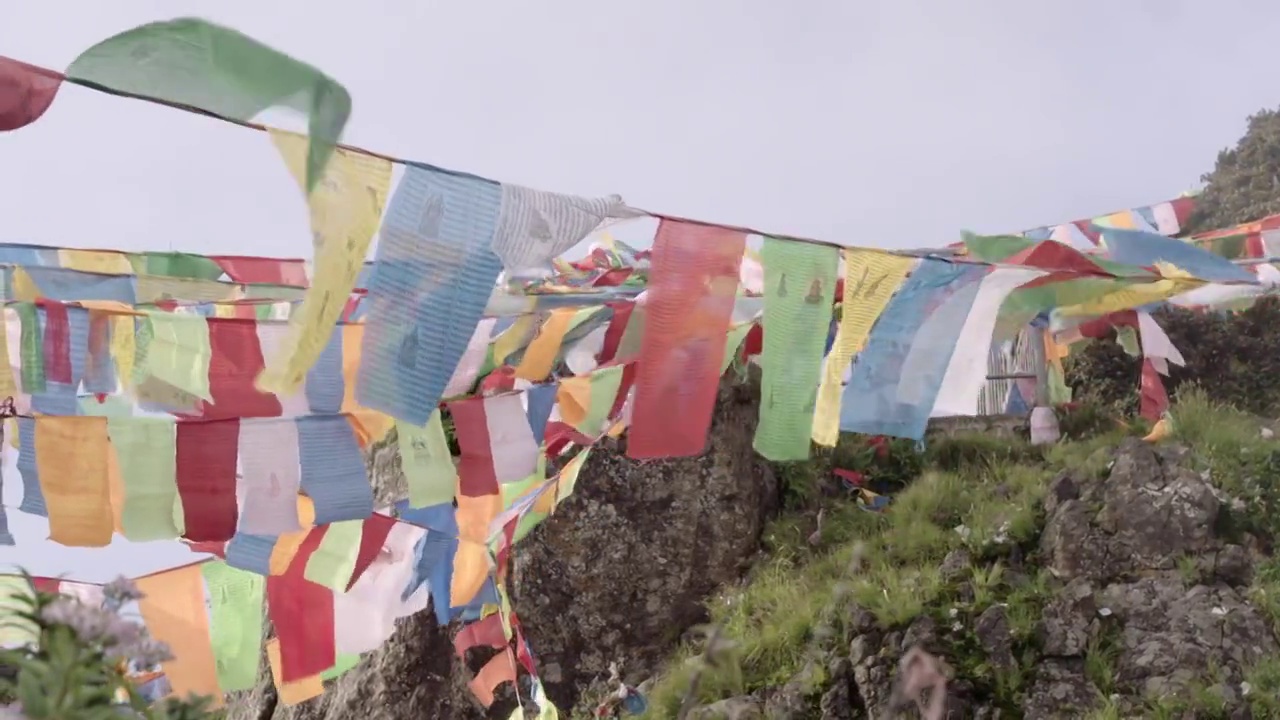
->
[597,302,634,364]
[200,319,282,420]
[449,397,499,497]
[628,220,744,458]
[268,526,336,682]
[210,256,309,287]
[345,513,397,591]
[1140,358,1169,422]
[0,57,62,132]
[453,612,508,659]
[175,419,240,542]
[40,302,72,384]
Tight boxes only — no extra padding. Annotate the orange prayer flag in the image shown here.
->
[35,416,113,546]
[137,566,222,705]
[265,638,324,706]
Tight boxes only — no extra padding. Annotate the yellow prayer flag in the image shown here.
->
[257,130,392,395]
[266,638,324,706]
[811,250,913,446]
[1057,266,1204,318]
[58,249,134,275]
[110,315,136,391]
[451,493,501,606]
[491,315,538,366]
[35,416,114,547]
[339,324,392,446]
[555,376,591,429]
[0,310,16,401]
[137,566,223,705]
[11,268,37,302]
[515,308,576,380]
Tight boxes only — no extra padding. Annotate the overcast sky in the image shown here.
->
[4,0,1280,578]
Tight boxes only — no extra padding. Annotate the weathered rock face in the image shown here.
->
[515,380,779,710]
[229,380,777,719]
[1028,438,1278,716]
[688,437,1280,719]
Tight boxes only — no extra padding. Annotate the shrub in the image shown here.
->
[0,575,218,719]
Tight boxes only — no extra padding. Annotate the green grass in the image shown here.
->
[633,394,1280,719]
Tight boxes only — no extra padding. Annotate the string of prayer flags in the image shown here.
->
[754,238,839,461]
[557,364,625,437]
[398,411,459,509]
[812,250,914,446]
[257,130,391,396]
[628,220,744,458]
[357,164,503,425]
[839,260,987,440]
[137,565,222,705]
[201,561,266,693]
[107,416,183,542]
[34,416,113,547]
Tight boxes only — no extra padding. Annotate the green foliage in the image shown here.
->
[1065,298,1280,416]
[0,574,218,719]
[1170,386,1280,547]
[641,443,1056,717]
[1184,107,1280,234]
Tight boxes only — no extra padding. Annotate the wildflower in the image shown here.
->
[101,576,144,611]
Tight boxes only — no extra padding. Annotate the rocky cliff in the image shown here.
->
[227,380,779,720]
[230,384,1280,719]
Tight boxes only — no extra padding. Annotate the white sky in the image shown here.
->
[4,0,1280,578]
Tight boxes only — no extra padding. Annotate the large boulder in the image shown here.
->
[228,379,778,719]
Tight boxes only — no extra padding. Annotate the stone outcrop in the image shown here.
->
[682,437,1280,718]
[229,380,778,719]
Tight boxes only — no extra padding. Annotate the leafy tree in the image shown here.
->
[1185,107,1280,233]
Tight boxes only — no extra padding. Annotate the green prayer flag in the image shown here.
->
[108,417,182,540]
[1116,326,1141,357]
[66,17,350,192]
[15,303,44,394]
[128,252,226,280]
[321,653,361,681]
[572,365,624,435]
[753,238,839,461]
[303,519,363,590]
[136,312,212,401]
[200,561,263,691]
[398,411,458,508]
[201,561,265,692]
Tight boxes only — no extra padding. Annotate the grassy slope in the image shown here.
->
[625,389,1280,719]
